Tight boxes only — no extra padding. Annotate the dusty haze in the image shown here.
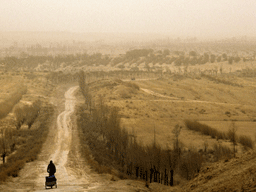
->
[0,0,255,39]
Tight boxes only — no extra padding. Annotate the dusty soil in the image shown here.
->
[184,150,256,192]
[2,73,254,191]
[86,76,256,154]
[0,83,178,191]
[0,84,95,191]
[79,76,256,191]
[0,84,97,191]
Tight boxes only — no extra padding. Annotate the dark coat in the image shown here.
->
[47,162,56,176]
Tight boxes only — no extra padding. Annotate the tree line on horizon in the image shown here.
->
[1,48,254,71]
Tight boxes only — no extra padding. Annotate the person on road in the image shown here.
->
[47,160,56,177]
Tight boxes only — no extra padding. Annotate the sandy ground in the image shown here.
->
[0,86,99,191]
[184,150,256,192]
[0,84,172,192]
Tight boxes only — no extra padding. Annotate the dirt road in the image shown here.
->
[0,86,100,191]
[41,85,99,191]
[0,85,155,192]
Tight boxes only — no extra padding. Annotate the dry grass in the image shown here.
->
[213,143,233,161]
[0,103,54,182]
[124,82,140,90]
[238,135,254,150]
[199,121,256,140]
[184,120,227,140]
[185,120,254,150]
[74,71,256,187]
[0,86,27,119]
[179,149,203,180]
[13,100,41,130]
[0,71,56,182]
[76,101,204,183]
[75,74,256,161]
[202,74,243,87]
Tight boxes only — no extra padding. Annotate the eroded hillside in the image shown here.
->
[185,150,256,192]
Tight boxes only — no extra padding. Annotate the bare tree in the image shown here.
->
[172,124,182,161]
[203,139,209,153]
[0,129,7,163]
[78,70,86,97]
[25,100,41,129]
[13,100,41,130]
[13,105,26,130]
[0,128,15,164]
[78,70,92,109]
[227,121,237,157]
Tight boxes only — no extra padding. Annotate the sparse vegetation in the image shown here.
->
[78,70,93,111]
[227,122,238,157]
[0,128,15,164]
[0,103,54,182]
[185,120,254,152]
[238,135,254,150]
[13,105,26,130]
[1,37,256,191]
[77,100,204,186]
[13,100,41,130]
[184,120,227,140]
[25,100,41,129]
[201,74,243,87]
[213,143,233,161]
[0,86,27,120]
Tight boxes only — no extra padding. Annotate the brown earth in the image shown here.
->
[86,76,256,152]
[1,71,255,191]
[0,82,179,191]
[83,76,256,191]
[184,150,256,192]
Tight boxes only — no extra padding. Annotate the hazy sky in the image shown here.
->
[1,0,255,38]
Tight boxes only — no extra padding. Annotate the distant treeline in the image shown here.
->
[1,53,111,70]
[1,49,254,71]
[45,70,161,85]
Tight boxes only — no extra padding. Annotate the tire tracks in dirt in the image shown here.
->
[0,84,167,192]
[0,86,100,191]
[36,86,99,191]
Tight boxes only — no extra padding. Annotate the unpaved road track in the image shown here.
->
[0,85,170,192]
[0,86,100,191]
[41,85,99,191]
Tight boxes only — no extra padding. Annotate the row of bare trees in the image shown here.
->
[0,87,28,164]
[0,103,54,181]
[0,128,15,164]
[185,120,254,157]
[77,98,203,185]
[0,100,41,164]
[76,72,205,184]
[0,86,27,119]
[13,100,41,130]
[78,70,93,112]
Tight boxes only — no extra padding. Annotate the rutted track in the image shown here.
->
[36,86,100,191]
[0,86,100,191]
[0,84,165,192]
